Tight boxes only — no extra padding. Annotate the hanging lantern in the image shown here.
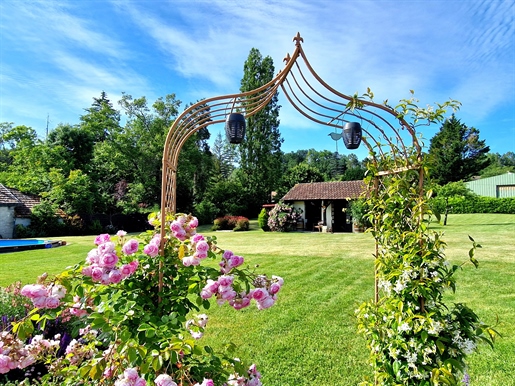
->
[342,122,362,150]
[225,113,246,144]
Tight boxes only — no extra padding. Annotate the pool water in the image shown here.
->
[0,239,62,252]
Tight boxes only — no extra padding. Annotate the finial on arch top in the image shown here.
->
[293,32,303,46]
[283,53,291,64]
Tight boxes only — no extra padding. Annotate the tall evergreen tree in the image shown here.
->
[428,115,490,185]
[238,48,282,215]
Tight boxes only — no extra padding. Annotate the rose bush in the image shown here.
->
[4,212,283,385]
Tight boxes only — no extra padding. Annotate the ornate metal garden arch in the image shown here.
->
[159,32,425,302]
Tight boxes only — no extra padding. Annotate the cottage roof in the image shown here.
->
[0,183,41,217]
[282,180,365,201]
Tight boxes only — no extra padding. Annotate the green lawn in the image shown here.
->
[1,214,514,385]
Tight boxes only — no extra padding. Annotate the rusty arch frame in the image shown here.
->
[159,33,425,301]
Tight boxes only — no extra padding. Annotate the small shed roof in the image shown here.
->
[0,184,41,217]
[282,180,365,201]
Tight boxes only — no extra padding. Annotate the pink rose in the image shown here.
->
[109,269,123,284]
[182,255,200,266]
[32,296,47,308]
[50,285,66,299]
[150,235,161,246]
[195,251,208,259]
[189,217,199,229]
[116,230,127,237]
[222,250,234,260]
[128,260,139,273]
[134,378,147,386]
[229,255,244,269]
[200,289,213,299]
[124,368,139,381]
[82,265,93,277]
[155,374,178,386]
[45,296,60,309]
[86,249,100,264]
[94,233,111,245]
[269,282,281,295]
[91,267,104,281]
[257,296,275,310]
[144,243,159,257]
[120,264,132,276]
[218,275,234,287]
[170,220,182,233]
[196,241,209,253]
[100,252,118,269]
[252,288,268,301]
[0,354,13,374]
[98,241,115,255]
[192,234,204,243]
[122,239,139,255]
[204,279,219,293]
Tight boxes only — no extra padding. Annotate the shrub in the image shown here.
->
[194,199,218,225]
[267,201,303,232]
[258,208,270,231]
[212,215,249,231]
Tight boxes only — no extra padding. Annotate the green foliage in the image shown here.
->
[194,199,218,225]
[258,208,270,231]
[0,282,27,322]
[428,116,490,185]
[238,48,283,215]
[26,200,64,237]
[349,199,369,227]
[267,201,303,232]
[432,195,515,214]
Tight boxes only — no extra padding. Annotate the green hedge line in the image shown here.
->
[432,196,515,214]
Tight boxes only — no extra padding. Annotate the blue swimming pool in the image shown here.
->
[0,239,63,252]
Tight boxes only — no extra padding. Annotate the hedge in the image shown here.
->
[432,196,515,214]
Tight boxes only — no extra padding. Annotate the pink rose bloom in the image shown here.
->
[200,289,213,299]
[218,275,234,287]
[195,241,209,253]
[0,354,13,374]
[170,220,182,233]
[32,296,47,309]
[174,229,186,241]
[155,374,177,386]
[134,378,147,386]
[229,255,244,269]
[192,234,204,243]
[204,279,219,293]
[70,307,88,318]
[197,379,214,386]
[122,239,139,255]
[124,368,140,381]
[128,260,139,273]
[252,288,268,301]
[82,265,93,277]
[220,288,236,301]
[182,255,200,266]
[150,235,161,246]
[101,273,111,285]
[91,266,104,281]
[98,241,115,255]
[50,285,66,299]
[116,230,127,237]
[45,296,60,309]
[257,296,275,310]
[269,282,281,295]
[144,243,159,257]
[222,250,234,260]
[22,284,47,299]
[120,264,132,277]
[195,251,208,259]
[100,252,119,269]
[86,249,100,264]
[272,275,284,286]
[94,233,111,245]
[189,217,199,229]
[109,269,123,284]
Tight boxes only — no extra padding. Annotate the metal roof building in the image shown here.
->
[465,172,515,198]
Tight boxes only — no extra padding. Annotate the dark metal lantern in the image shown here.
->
[225,113,246,144]
[342,122,362,150]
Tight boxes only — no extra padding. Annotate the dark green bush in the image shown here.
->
[432,196,515,214]
[258,208,270,231]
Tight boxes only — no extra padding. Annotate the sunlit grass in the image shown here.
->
[1,214,514,385]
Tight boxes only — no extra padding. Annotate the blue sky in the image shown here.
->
[1,0,514,157]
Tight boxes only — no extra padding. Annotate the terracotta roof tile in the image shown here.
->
[282,180,366,201]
